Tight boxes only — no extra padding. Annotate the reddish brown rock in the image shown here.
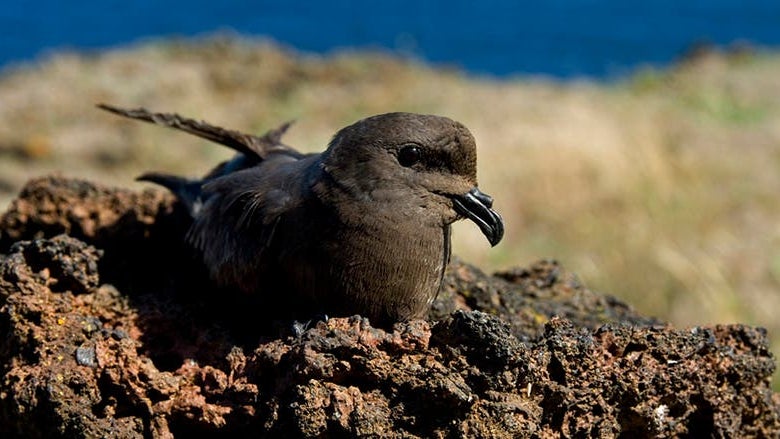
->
[0,176,778,437]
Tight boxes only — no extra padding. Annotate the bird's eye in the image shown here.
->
[398,145,421,167]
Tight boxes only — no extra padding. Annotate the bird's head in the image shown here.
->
[320,112,504,246]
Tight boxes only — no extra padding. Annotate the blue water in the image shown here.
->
[2,0,779,78]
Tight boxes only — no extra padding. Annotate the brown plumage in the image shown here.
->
[99,104,504,326]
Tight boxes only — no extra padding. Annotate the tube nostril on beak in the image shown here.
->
[470,188,494,209]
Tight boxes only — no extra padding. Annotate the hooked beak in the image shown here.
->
[451,187,504,246]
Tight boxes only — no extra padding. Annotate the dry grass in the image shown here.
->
[1,35,778,385]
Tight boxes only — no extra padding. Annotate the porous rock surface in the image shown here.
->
[0,176,778,438]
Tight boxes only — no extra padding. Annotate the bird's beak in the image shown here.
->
[451,187,504,246]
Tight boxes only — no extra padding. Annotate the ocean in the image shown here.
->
[2,0,779,78]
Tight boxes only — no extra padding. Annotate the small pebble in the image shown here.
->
[112,329,129,340]
[75,345,97,368]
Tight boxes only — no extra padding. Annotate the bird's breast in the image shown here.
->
[285,209,447,324]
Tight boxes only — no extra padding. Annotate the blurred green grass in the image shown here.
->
[1,35,778,387]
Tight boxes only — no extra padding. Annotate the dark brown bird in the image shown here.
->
[99,104,503,325]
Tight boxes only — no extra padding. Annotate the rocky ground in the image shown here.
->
[0,176,778,437]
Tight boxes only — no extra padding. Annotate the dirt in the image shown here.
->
[0,176,778,438]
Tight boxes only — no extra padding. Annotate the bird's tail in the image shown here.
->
[137,172,205,218]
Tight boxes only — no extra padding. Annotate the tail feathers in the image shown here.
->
[137,172,205,217]
[97,103,302,160]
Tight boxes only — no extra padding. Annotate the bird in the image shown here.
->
[98,104,504,326]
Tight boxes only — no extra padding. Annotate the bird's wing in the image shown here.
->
[185,156,316,292]
[97,104,302,160]
[99,103,306,217]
